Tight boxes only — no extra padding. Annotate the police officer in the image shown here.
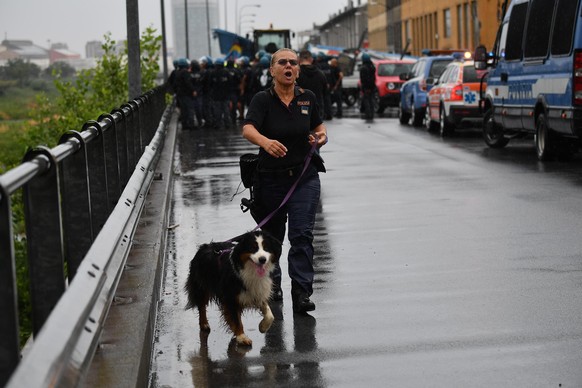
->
[329,58,344,118]
[210,58,233,129]
[316,52,334,120]
[359,53,376,121]
[225,57,243,125]
[250,55,273,94]
[174,58,196,130]
[200,56,215,128]
[238,56,253,120]
[296,50,327,122]
[167,59,179,95]
[190,60,204,128]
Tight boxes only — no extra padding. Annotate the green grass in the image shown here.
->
[0,85,59,172]
[0,84,55,120]
[0,121,29,172]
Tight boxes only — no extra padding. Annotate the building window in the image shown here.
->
[444,8,451,38]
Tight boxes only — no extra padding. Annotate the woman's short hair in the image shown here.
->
[271,48,298,66]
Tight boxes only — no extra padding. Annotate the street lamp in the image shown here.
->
[239,13,256,23]
[236,3,261,35]
[355,11,361,49]
[239,19,255,33]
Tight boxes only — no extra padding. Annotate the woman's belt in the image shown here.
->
[258,163,304,177]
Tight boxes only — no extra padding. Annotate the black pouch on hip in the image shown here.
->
[239,153,259,188]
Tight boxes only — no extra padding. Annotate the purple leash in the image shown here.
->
[220,139,318,252]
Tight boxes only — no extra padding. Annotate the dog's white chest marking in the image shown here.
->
[238,236,273,307]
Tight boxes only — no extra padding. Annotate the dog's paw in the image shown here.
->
[236,334,253,346]
[259,315,274,333]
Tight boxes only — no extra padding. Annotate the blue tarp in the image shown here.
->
[212,29,254,59]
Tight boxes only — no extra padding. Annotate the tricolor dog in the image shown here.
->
[185,231,282,346]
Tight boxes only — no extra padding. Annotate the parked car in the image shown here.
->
[342,66,360,107]
[373,58,416,114]
[474,0,582,160]
[425,60,487,136]
[398,55,455,126]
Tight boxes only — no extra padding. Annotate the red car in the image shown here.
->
[373,58,416,113]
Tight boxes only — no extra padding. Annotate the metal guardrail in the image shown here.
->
[0,86,173,386]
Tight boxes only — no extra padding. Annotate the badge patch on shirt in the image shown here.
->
[297,101,310,106]
[301,106,309,115]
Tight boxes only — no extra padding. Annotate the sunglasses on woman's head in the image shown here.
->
[276,58,298,66]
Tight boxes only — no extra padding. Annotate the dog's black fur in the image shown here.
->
[185,230,282,346]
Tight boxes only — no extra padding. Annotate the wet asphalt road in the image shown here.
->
[149,110,582,387]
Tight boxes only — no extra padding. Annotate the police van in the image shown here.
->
[474,0,582,160]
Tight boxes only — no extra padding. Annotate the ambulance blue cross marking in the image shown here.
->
[464,92,476,104]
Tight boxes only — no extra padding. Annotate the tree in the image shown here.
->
[27,26,163,145]
[44,61,76,79]
[0,58,41,87]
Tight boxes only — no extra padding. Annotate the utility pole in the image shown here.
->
[184,0,190,58]
[126,0,142,99]
[160,0,168,81]
[206,0,212,56]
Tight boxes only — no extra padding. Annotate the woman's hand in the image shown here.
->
[263,139,287,158]
[309,125,328,148]
[243,123,287,158]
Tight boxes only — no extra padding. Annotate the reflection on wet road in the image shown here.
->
[150,115,582,387]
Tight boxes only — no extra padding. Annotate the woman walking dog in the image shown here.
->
[242,48,328,314]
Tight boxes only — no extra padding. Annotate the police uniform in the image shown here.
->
[243,85,323,304]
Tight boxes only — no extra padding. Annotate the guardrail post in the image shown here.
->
[22,147,66,335]
[0,182,19,386]
[98,113,122,205]
[111,108,130,187]
[83,121,110,236]
[58,131,94,279]
[128,100,144,153]
[121,103,138,172]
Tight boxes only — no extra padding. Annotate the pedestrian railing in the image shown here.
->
[0,86,173,386]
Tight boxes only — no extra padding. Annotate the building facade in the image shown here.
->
[171,0,220,60]
[0,40,49,68]
[316,0,368,50]
[368,0,501,56]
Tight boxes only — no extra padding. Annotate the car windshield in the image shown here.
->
[428,60,451,78]
[378,63,414,76]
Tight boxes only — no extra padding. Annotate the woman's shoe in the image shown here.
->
[292,291,315,313]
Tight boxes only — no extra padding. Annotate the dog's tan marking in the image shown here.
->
[236,334,253,346]
[259,301,274,333]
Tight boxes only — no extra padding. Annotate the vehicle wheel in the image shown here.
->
[535,112,555,161]
[439,105,454,137]
[482,108,509,148]
[398,101,411,125]
[425,104,438,132]
[344,91,357,107]
[411,106,424,127]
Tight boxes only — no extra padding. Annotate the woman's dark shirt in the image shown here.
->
[243,86,322,171]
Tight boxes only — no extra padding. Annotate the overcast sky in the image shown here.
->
[0,0,358,57]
